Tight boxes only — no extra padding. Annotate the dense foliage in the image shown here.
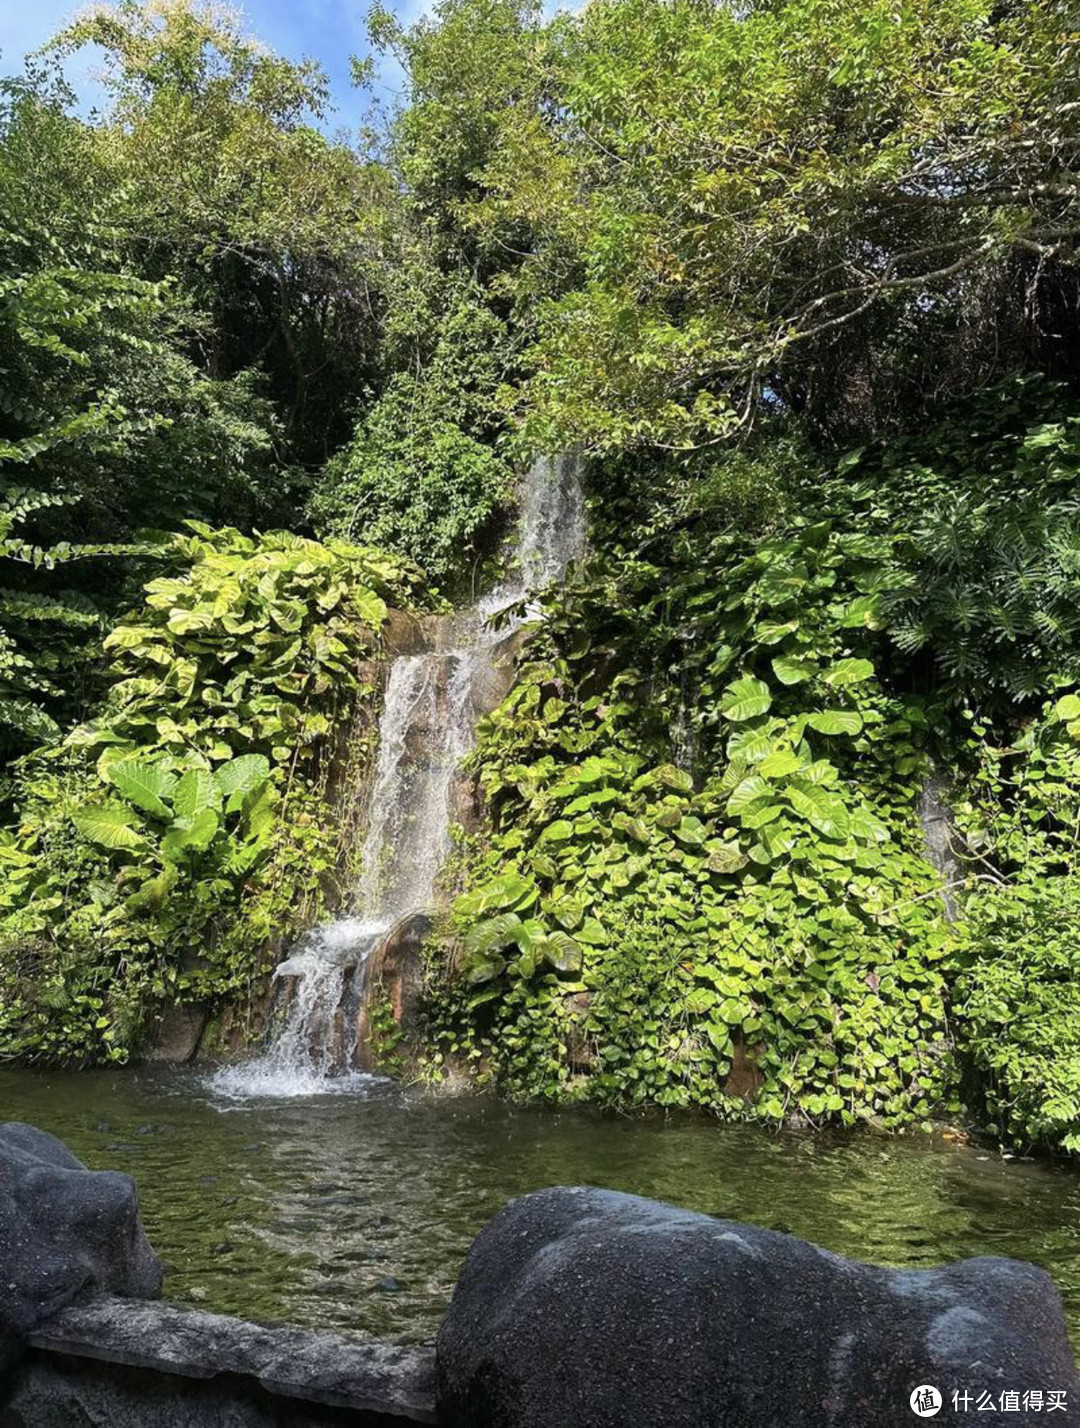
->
[3,0,1080,1156]
[430,514,955,1124]
[0,525,420,1062]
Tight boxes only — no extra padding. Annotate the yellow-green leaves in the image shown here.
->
[106,759,176,818]
[824,658,874,687]
[786,779,850,841]
[771,655,815,685]
[719,676,772,721]
[72,802,146,851]
[174,768,217,819]
[806,710,863,736]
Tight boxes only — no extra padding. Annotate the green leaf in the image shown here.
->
[174,768,221,819]
[214,754,270,811]
[758,748,800,778]
[354,589,388,628]
[465,912,523,956]
[824,658,874,687]
[106,759,176,818]
[161,808,219,861]
[673,815,708,847]
[786,779,850,839]
[656,763,694,792]
[771,655,815,685]
[727,775,773,816]
[757,620,798,644]
[539,931,583,972]
[613,811,651,844]
[465,957,506,986]
[719,677,772,722]
[125,862,179,912]
[839,595,884,629]
[458,870,539,917]
[577,917,609,946]
[806,710,863,736]
[72,803,146,852]
[1052,693,1080,723]
[706,844,748,874]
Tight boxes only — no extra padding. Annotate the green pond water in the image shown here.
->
[3,1066,1079,1346]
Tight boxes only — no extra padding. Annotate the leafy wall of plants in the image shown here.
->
[427,517,957,1126]
[0,524,423,1064]
[426,381,1080,1148]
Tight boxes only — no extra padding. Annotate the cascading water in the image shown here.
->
[209,454,585,1098]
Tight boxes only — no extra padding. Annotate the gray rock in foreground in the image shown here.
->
[1,1299,436,1426]
[436,1186,1080,1427]
[0,1122,161,1345]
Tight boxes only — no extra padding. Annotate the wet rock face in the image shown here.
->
[352,913,431,1074]
[0,1123,162,1348]
[436,1186,1080,1428]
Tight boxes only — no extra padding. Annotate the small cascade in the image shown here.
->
[209,454,585,1098]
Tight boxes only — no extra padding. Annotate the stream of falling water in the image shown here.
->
[209,454,585,1098]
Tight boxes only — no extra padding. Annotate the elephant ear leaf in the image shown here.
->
[465,912,523,956]
[106,759,176,818]
[214,754,270,812]
[174,768,221,819]
[161,808,220,862]
[719,677,772,722]
[539,931,582,973]
[72,803,146,852]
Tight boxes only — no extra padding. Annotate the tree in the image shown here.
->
[43,0,393,473]
[438,0,1080,452]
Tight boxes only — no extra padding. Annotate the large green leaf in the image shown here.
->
[806,710,863,736]
[824,658,875,687]
[214,754,270,812]
[354,589,388,629]
[786,779,850,839]
[174,768,221,819]
[458,870,539,918]
[727,775,773,816]
[539,931,582,973]
[758,748,801,778]
[771,655,815,685]
[161,808,220,862]
[719,676,772,722]
[465,912,523,956]
[106,759,176,818]
[72,803,146,852]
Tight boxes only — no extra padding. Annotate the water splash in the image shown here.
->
[208,454,585,1099]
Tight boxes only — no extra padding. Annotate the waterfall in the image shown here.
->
[208,454,585,1098]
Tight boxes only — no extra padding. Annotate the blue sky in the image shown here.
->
[0,2,408,128]
[0,2,566,131]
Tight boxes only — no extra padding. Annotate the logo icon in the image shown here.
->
[910,1385,942,1418]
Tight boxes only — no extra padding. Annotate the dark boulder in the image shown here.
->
[436,1186,1079,1427]
[0,1122,161,1361]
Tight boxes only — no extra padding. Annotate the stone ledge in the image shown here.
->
[25,1299,436,1423]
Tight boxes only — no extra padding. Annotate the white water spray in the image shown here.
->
[209,454,585,1098]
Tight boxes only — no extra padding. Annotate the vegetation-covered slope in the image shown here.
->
[2,0,1080,1151]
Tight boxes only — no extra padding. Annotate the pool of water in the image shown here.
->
[3,1066,1080,1346]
